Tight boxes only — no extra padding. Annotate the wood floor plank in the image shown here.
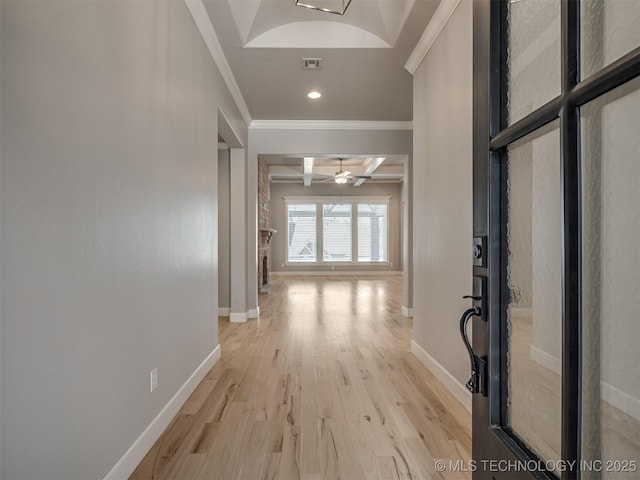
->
[169,454,206,480]
[375,455,401,480]
[299,373,320,477]
[131,276,471,479]
[259,453,282,480]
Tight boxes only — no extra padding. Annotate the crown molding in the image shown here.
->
[184,0,252,126]
[404,0,463,75]
[250,120,413,131]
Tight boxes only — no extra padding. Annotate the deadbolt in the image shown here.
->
[472,236,486,267]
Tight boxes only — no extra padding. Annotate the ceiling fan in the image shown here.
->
[314,158,371,184]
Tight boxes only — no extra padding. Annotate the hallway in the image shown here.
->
[131,276,471,480]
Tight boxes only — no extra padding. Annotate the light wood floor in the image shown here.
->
[131,276,471,480]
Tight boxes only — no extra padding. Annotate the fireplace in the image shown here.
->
[262,256,268,286]
[259,228,277,293]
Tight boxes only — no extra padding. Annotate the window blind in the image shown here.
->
[358,204,388,262]
[287,204,317,262]
[322,203,352,262]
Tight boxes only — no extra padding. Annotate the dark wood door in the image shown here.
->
[470,1,640,479]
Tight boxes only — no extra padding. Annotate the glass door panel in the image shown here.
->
[506,121,562,467]
[581,0,640,79]
[507,0,561,124]
[473,0,640,477]
[581,75,640,478]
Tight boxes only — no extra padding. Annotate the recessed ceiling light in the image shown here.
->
[307,91,321,99]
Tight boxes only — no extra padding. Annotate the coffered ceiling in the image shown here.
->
[202,0,440,121]
[263,155,405,186]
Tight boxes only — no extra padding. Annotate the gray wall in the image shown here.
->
[270,182,402,273]
[218,148,231,310]
[412,0,473,393]
[0,1,247,478]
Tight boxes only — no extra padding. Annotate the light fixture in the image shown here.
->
[295,0,352,16]
[334,159,350,183]
[307,91,322,99]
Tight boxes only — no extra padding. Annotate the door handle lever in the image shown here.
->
[460,307,480,392]
[459,300,485,394]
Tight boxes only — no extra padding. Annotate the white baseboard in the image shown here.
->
[530,345,561,375]
[218,307,231,316]
[402,307,413,318]
[103,344,221,480]
[229,311,248,323]
[248,307,260,318]
[411,340,472,413]
[270,270,402,277]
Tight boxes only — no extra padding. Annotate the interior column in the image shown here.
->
[230,148,247,322]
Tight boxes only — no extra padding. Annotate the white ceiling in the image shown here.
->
[202,0,440,121]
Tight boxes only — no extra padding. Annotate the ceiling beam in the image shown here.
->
[269,165,402,176]
[353,157,386,187]
[268,165,304,178]
[303,157,314,187]
[268,164,404,183]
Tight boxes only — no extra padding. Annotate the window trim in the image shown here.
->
[283,196,391,266]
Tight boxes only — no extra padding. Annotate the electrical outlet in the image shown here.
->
[150,367,158,392]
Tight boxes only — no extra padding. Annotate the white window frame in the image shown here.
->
[283,196,391,266]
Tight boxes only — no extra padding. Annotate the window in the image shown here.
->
[358,204,387,262]
[287,204,317,263]
[323,204,352,262]
[285,196,389,264]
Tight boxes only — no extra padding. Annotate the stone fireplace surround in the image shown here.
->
[258,157,274,293]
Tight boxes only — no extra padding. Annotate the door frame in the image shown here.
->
[472,1,640,479]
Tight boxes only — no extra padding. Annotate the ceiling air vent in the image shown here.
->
[302,58,322,70]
